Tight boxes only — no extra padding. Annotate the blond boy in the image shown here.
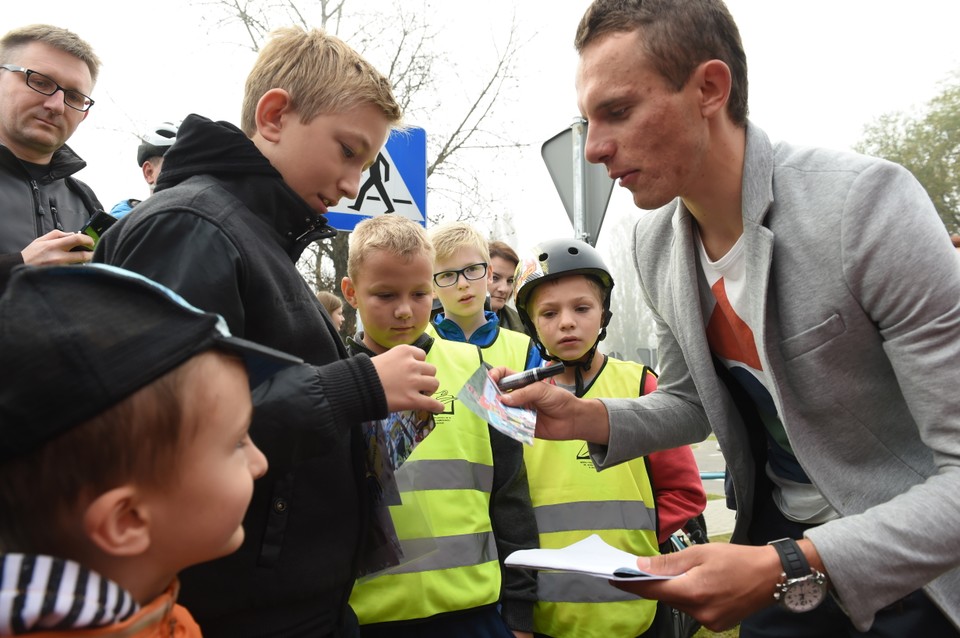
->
[429,222,541,371]
[95,27,442,638]
[0,264,294,636]
[512,239,705,638]
[341,215,537,638]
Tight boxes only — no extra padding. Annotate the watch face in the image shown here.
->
[783,577,826,612]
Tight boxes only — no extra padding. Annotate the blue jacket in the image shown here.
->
[433,310,542,370]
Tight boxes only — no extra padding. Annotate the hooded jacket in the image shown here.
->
[94,114,388,638]
[0,143,102,290]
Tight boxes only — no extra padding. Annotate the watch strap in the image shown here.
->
[769,537,809,579]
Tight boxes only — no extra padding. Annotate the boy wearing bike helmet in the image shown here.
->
[110,121,179,219]
[514,238,705,638]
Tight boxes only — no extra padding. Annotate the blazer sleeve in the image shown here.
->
[801,160,960,630]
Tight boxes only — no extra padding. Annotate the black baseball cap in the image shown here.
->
[0,264,302,463]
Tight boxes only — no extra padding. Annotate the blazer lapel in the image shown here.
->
[740,123,780,405]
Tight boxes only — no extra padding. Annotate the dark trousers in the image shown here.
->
[359,605,514,638]
[740,494,958,637]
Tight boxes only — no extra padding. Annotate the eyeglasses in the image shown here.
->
[1,64,95,112]
[433,262,488,288]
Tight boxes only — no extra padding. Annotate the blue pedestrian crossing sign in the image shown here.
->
[326,127,427,232]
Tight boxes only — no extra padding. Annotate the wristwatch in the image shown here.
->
[768,538,827,612]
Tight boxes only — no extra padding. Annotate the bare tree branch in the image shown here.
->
[428,20,520,176]
[190,0,529,311]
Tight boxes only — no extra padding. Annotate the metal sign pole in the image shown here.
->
[541,120,613,247]
[571,117,588,243]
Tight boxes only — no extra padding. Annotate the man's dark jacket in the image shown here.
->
[0,142,102,290]
[95,114,388,638]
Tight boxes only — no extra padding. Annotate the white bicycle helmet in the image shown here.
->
[136,121,179,166]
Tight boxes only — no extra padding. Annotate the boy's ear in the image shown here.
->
[141,160,159,186]
[341,276,359,309]
[255,88,294,143]
[83,486,151,558]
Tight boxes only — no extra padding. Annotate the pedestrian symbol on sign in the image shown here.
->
[348,152,395,214]
[326,127,427,231]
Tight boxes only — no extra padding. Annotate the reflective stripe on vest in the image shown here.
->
[538,572,643,603]
[396,458,493,492]
[350,339,501,623]
[526,357,660,638]
[384,531,498,575]
[534,499,656,535]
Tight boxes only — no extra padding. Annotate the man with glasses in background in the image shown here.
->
[0,24,103,291]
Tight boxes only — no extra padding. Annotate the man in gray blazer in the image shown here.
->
[496,0,960,635]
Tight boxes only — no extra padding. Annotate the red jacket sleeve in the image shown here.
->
[648,446,707,544]
[641,370,707,544]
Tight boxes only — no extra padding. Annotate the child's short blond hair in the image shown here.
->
[348,215,434,280]
[428,221,490,264]
[241,27,402,137]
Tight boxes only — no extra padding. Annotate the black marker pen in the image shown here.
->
[497,363,565,391]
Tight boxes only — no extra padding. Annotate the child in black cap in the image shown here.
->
[0,264,300,636]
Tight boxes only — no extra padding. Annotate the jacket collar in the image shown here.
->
[432,311,499,346]
[0,143,87,184]
[155,114,336,257]
[740,121,776,229]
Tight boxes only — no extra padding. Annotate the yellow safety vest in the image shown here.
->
[525,357,660,638]
[350,338,502,623]
[478,326,533,371]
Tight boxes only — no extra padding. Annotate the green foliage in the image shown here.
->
[854,71,960,234]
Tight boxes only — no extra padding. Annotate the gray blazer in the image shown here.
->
[593,123,960,630]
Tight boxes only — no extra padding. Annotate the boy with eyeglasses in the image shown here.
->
[0,24,104,291]
[429,221,542,372]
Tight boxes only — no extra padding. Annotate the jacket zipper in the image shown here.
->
[49,196,64,231]
[31,179,45,237]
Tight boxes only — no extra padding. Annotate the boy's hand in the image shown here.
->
[488,366,610,443]
[371,345,443,412]
[21,230,94,265]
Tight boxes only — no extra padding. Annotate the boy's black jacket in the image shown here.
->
[95,114,388,638]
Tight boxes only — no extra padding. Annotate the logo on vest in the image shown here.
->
[576,443,595,468]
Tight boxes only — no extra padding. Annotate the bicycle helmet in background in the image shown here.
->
[514,238,615,380]
[136,121,179,167]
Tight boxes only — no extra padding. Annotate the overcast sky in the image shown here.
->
[5,0,959,252]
